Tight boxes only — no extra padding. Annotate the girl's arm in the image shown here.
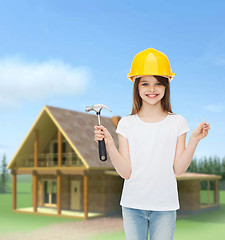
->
[173,122,210,176]
[107,135,132,180]
[94,125,132,180]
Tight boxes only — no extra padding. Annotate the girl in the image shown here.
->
[94,48,210,240]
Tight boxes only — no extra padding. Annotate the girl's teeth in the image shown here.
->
[147,95,157,97]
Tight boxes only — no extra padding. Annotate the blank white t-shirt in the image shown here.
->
[115,112,190,211]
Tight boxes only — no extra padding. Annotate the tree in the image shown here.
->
[0,154,9,193]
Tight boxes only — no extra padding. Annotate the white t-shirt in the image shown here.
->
[115,112,190,211]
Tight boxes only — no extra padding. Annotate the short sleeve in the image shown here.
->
[116,117,128,139]
[177,114,190,137]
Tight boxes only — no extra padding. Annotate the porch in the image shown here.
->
[15,207,104,219]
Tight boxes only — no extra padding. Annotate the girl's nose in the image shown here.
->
[150,87,156,92]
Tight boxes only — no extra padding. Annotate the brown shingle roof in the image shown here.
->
[176,172,222,180]
[104,170,222,180]
[45,105,120,169]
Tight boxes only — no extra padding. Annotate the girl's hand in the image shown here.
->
[190,122,210,143]
[94,125,114,147]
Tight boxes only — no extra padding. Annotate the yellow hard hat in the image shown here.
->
[127,48,175,83]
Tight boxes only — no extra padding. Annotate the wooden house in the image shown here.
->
[7,105,222,219]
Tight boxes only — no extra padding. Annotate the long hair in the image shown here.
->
[129,75,175,116]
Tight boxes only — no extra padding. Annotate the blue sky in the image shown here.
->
[0,0,225,165]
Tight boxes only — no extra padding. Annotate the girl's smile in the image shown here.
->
[146,94,159,98]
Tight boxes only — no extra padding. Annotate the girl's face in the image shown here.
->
[138,75,166,105]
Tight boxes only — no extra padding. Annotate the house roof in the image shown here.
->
[105,170,222,180]
[7,105,121,169]
[175,172,222,180]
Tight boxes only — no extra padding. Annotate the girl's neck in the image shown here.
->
[138,106,168,120]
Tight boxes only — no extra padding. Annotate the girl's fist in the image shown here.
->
[94,125,114,147]
[190,122,210,142]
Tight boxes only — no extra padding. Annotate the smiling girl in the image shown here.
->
[94,48,210,240]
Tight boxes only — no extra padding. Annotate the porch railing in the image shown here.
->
[17,153,84,168]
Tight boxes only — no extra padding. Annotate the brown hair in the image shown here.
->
[128,75,175,116]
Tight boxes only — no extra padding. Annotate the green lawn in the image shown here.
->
[1,178,225,239]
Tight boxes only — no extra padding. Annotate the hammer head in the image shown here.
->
[85,104,112,114]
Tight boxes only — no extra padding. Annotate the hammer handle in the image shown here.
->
[98,138,107,161]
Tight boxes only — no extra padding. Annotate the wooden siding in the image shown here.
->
[178,180,201,210]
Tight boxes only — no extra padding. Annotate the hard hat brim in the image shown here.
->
[127,73,175,83]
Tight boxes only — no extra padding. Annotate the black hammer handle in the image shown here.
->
[98,137,107,161]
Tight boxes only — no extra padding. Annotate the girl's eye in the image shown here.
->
[142,83,161,86]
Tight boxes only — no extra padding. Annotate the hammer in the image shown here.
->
[85,104,112,161]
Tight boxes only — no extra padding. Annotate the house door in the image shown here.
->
[43,180,57,206]
[70,180,80,210]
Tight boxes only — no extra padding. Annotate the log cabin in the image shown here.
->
[7,105,222,219]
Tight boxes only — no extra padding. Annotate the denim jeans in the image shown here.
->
[122,206,177,240]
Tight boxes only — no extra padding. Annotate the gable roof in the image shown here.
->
[7,105,120,169]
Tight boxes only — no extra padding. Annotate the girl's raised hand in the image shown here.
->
[94,125,114,147]
[190,122,210,143]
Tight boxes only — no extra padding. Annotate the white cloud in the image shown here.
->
[203,104,224,113]
[0,56,92,109]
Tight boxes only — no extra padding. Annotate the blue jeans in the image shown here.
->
[122,206,177,240]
